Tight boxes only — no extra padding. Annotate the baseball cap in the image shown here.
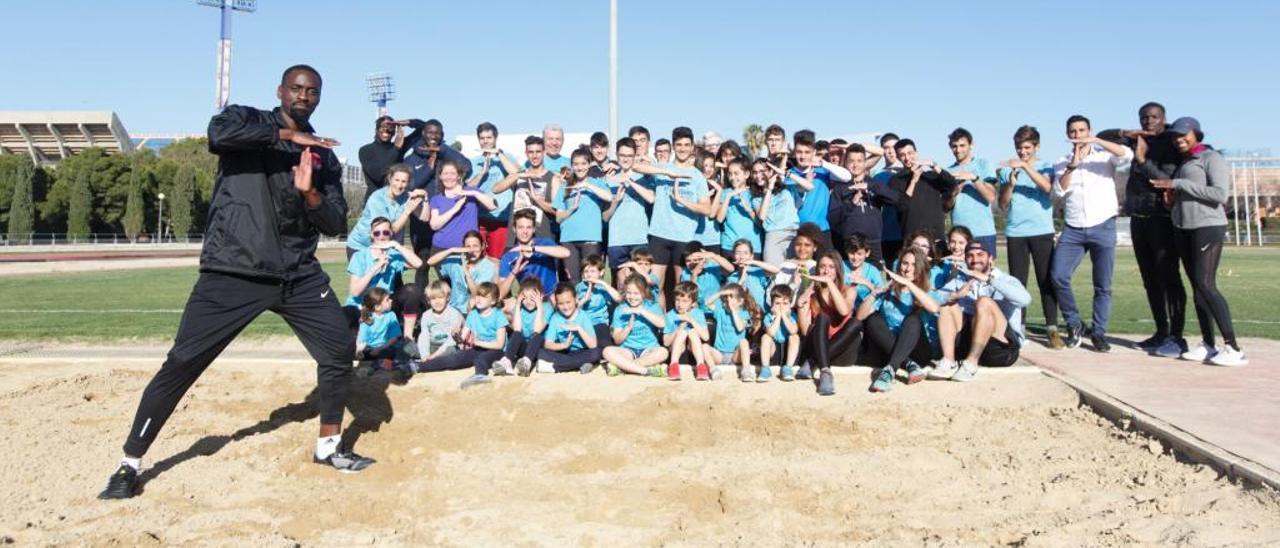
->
[1168,117,1202,136]
[964,241,987,254]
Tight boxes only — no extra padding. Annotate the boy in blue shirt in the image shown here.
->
[498,209,571,298]
[406,282,508,390]
[761,285,801,382]
[944,128,999,257]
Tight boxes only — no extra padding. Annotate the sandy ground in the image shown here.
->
[3,350,1279,546]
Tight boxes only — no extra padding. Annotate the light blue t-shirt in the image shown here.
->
[606,174,653,247]
[753,191,799,233]
[711,300,752,353]
[737,266,773,308]
[471,152,517,221]
[358,311,402,349]
[679,262,726,315]
[611,301,664,352]
[553,178,611,243]
[537,154,570,175]
[662,308,707,336]
[946,157,998,237]
[871,169,903,241]
[345,248,408,307]
[464,307,509,344]
[997,160,1056,238]
[786,166,835,230]
[719,189,762,252]
[843,261,885,307]
[873,288,944,347]
[545,310,599,352]
[517,304,553,338]
[575,281,616,326]
[763,311,796,344]
[348,187,409,251]
[438,255,498,313]
[648,163,709,242]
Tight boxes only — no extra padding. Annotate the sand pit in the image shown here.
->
[3,358,1279,546]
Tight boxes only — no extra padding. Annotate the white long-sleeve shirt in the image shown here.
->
[1053,144,1133,228]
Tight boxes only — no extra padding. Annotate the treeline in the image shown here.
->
[0,139,216,241]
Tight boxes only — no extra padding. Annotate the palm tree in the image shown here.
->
[742,124,765,159]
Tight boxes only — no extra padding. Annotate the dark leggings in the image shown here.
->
[808,313,864,370]
[1131,216,1186,339]
[1174,225,1236,349]
[1006,233,1060,328]
[504,332,545,363]
[562,241,603,285]
[864,310,933,370]
[417,347,504,376]
[538,347,604,372]
[359,337,404,361]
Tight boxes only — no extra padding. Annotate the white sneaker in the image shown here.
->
[928,358,958,380]
[515,357,533,377]
[1151,338,1185,359]
[535,359,554,374]
[709,365,724,381]
[1180,343,1218,362]
[1208,346,1248,367]
[951,360,978,382]
[492,357,513,376]
[739,365,755,382]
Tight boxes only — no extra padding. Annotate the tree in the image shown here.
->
[7,159,36,242]
[122,159,145,241]
[742,124,765,159]
[67,170,92,240]
[170,164,196,241]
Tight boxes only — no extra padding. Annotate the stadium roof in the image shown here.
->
[0,111,134,165]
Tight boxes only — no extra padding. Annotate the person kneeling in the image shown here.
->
[931,241,1031,382]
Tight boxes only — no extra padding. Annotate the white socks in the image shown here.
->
[316,435,341,459]
[121,456,142,471]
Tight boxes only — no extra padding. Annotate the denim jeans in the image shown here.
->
[1050,217,1116,336]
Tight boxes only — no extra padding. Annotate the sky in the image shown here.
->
[2,0,1278,165]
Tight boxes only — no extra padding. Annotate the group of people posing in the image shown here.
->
[345,102,1246,397]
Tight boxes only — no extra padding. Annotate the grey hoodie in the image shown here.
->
[1171,147,1229,229]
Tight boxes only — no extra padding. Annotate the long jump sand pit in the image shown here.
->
[3,358,1279,546]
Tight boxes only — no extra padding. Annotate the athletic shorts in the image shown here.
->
[618,346,662,360]
[607,244,645,271]
[647,235,688,265]
[957,314,1021,367]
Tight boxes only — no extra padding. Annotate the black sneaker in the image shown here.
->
[1136,334,1164,351]
[1090,334,1111,353]
[817,369,835,396]
[1063,325,1084,349]
[313,449,376,473]
[97,464,139,500]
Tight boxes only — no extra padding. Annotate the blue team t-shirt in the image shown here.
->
[679,262,726,315]
[752,191,799,233]
[786,166,835,230]
[517,304,553,338]
[997,160,1056,238]
[843,261,885,306]
[946,158,998,237]
[545,310,599,352]
[763,311,796,344]
[438,255,498,313]
[647,163,709,241]
[662,308,707,336]
[607,174,653,247]
[719,189,762,252]
[611,301,664,352]
[553,178,611,243]
[358,311,402,348]
[348,186,409,251]
[471,153,516,221]
[345,248,408,307]
[499,238,560,296]
[575,281,616,326]
[710,300,752,353]
[464,307,509,344]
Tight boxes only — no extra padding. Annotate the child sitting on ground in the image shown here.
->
[663,282,711,381]
[703,283,761,382]
[602,273,669,377]
[540,282,605,374]
[357,288,418,370]
[503,277,551,376]
[418,280,464,361]
[760,284,801,382]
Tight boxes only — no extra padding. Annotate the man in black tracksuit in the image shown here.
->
[100,65,373,500]
[357,115,425,203]
[1099,102,1187,354]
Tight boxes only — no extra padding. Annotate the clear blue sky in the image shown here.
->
[3,0,1277,164]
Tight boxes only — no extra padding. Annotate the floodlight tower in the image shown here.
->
[198,0,257,111]
[367,73,396,118]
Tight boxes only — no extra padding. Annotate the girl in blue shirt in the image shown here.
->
[856,248,942,394]
[503,278,551,377]
[425,230,499,314]
[601,273,669,376]
[575,254,620,346]
[554,149,616,285]
[703,284,762,382]
[714,158,762,258]
[752,158,801,265]
[356,288,415,369]
[540,282,605,374]
[406,282,509,390]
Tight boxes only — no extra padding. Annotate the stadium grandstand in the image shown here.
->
[0,111,134,165]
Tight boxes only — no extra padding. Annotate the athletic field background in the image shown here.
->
[0,247,1276,341]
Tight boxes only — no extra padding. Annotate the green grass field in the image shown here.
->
[0,247,1276,341]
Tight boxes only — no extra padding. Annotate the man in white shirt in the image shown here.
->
[1050,115,1133,352]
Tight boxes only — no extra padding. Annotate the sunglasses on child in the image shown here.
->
[372,229,393,237]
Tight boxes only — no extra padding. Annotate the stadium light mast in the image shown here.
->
[609,0,618,141]
[366,73,396,118]
[198,0,257,111]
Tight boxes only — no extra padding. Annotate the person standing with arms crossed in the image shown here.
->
[100,65,374,500]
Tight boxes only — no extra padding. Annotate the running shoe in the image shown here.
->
[1136,333,1165,351]
[1181,343,1218,362]
[536,360,555,374]
[492,357,514,376]
[869,367,894,393]
[646,365,667,378]
[97,464,139,500]
[667,362,682,380]
[1063,325,1084,349]
[606,364,622,377]
[817,369,835,396]
[709,365,724,381]
[1047,326,1065,350]
[1151,337,1187,359]
[579,362,596,375]
[739,365,755,383]
[515,357,533,377]
[928,358,958,381]
[757,365,773,383]
[904,360,926,384]
[694,363,711,381]
[313,449,376,473]
[780,365,795,382]
[1090,334,1111,353]
[796,361,814,380]
[951,360,978,382]
[460,374,492,390]
[1208,346,1248,367]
